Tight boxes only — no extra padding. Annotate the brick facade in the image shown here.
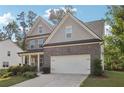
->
[43,43,101,74]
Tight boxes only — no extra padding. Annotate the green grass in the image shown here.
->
[80,71,124,87]
[0,76,28,87]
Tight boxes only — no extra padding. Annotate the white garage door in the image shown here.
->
[51,54,90,74]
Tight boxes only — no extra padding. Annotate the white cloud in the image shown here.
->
[60,7,77,12]
[72,8,77,12]
[105,25,112,35]
[43,9,51,18]
[43,7,77,18]
[0,12,14,25]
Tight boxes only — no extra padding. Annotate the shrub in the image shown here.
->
[7,65,37,76]
[8,66,21,75]
[20,65,37,73]
[20,65,31,73]
[120,62,124,70]
[105,60,124,71]
[1,72,13,78]
[0,69,8,77]
[0,65,37,78]
[104,61,112,70]
[42,67,50,74]
[93,58,103,76]
[29,66,37,72]
[22,72,37,79]
[17,72,22,76]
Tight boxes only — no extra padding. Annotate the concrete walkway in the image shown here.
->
[11,74,88,87]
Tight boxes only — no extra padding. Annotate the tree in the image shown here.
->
[3,21,19,40]
[0,21,19,41]
[17,11,27,39]
[0,31,6,41]
[105,6,124,70]
[48,5,76,24]
[17,11,37,49]
[0,11,37,49]
[106,6,124,54]
[27,11,37,28]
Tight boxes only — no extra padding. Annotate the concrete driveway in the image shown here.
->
[11,74,88,87]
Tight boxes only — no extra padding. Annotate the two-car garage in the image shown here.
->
[50,54,91,74]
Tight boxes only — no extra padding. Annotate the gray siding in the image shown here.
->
[48,16,95,44]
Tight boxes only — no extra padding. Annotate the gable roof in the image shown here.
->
[44,13,102,45]
[27,16,53,36]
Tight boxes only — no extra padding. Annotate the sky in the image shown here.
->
[0,5,108,30]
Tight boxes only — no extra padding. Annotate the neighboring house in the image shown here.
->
[18,13,104,74]
[0,40,23,69]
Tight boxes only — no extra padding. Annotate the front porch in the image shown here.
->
[18,51,44,72]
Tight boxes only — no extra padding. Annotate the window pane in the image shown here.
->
[66,33,72,38]
[38,39,44,48]
[3,62,9,67]
[7,51,11,56]
[6,62,9,67]
[3,62,5,67]
[29,40,35,49]
[65,26,72,39]
[38,26,42,33]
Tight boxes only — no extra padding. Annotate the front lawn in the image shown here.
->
[0,76,28,87]
[80,71,124,87]
[0,65,38,87]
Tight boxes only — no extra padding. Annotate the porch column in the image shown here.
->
[21,56,23,65]
[22,56,25,65]
[37,53,40,72]
[29,55,31,65]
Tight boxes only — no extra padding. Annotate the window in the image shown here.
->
[65,26,72,39]
[3,62,9,67]
[25,56,29,65]
[38,39,44,48]
[7,51,11,56]
[66,33,72,38]
[38,26,42,33]
[29,40,35,49]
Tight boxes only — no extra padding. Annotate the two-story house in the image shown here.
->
[18,13,104,74]
[0,40,23,69]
